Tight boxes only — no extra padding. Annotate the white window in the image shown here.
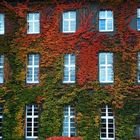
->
[0,14,4,35]
[100,105,115,140]
[27,13,40,34]
[99,10,114,32]
[26,105,39,139]
[63,54,76,83]
[138,53,140,82]
[137,9,140,30]
[26,54,40,84]
[0,55,4,84]
[62,11,76,33]
[0,106,3,139]
[99,53,114,83]
[62,106,76,137]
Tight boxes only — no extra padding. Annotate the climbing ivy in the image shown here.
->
[0,0,139,140]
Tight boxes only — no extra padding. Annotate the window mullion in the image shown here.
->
[68,105,71,137]
[32,55,35,82]
[106,105,109,139]
[68,55,71,82]
[105,54,108,82]
[26,107,28,137]
[32,105,34,137]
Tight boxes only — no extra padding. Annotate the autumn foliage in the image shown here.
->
[0,0,139,140]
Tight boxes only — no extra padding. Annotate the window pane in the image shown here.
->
[64,69,69,82]
[34,13,39,20]
[70,54,75,65]
[34,67,39,82]
[64,55,69,65]
[107,11,113,18]
[99,53,105,64]
[0,14,4,34]
[99,11,105,19]
[100,67,105,82]
[137,9,140,17]
[34,54,39,65]
[0,15,4,21]
[63,21,69,32]
[109,134,114,138]
[137,18,140,30]
[101,133,106,138]
[28,22,33,33]
[70,21,76,32]
[27,132,32,136]
[107,19,113,30]
[63,12,69,19]
[34,22,40,33]
[138,72,140,81]
[107,53,113,64]
[0,68,3,83]
[28,55,33,65]
[27,68,32,81]
[70,12,76,19]
[28,14,33,20]
[107,67,113,81]
[70,67,75,82]
[64,106,68,111]
[0,56,4,66]
[99,19,105,31]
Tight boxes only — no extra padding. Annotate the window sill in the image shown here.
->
[99,30,114,32]
[99,81,114,85]
[26,82,39,84]
[63,81,75,84]
[62,31,76,34]
[27,32,40,34]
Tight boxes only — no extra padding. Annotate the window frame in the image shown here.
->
[27,12,40,34]
[62,105,76,137]
[26,54,40,84]
[0,55,4,84]
[62,11,76,33]
[99,10,114,32]
[100,105,115,140]
[25,104,39,139]
[99,52,114,84]
[63,54,76,84]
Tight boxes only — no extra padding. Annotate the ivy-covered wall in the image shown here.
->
[0,0,140,140]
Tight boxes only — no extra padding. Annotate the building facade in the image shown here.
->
[0,0,140,140]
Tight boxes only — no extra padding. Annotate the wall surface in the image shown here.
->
[0,0,140,140]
